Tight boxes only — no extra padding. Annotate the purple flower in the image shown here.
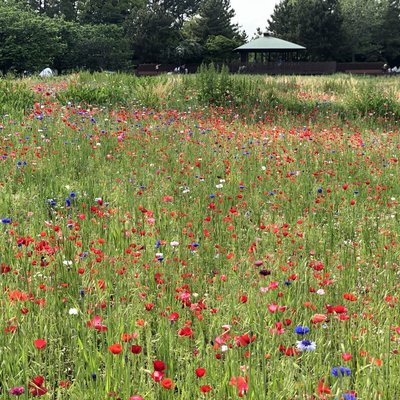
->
[331,366,351,377]
[9,386,25,395]
[294,325,310,335]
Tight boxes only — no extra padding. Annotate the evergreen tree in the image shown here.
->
[380,0,400,65]
[268,0,344,61]
[339,0,386,62]
[192,0,241,44]
[78,0,133,24]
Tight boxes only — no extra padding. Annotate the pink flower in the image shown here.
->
[9,386,25,395]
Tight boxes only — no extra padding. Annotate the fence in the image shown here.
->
[136,62,387,76]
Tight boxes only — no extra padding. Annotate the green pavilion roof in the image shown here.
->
[235,34,306,52]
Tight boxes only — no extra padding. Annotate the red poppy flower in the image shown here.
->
[31,376,45,387]
[178,326,193,337]
[29,376,48,397]
[34,339,47,349]
[151,371,165,382]
[87,315,108,331]
[235,333,256,347]
[239,295,248,303]
[168,312,179,322]
[121,333,134,342]
[342,353,353,361]
[317,379,331,395]
[311,314,327,324]
[130,345,142,354]
[229,376,248,397]
[153,360,166,371]
[195,368,206,378]
[160,378,174,389]
[108,344,122,354]
[200,385,212,393]
[326,304,348,314]
[344,293,357,301]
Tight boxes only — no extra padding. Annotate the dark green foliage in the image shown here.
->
[268,0,400,64]
[78,0,132,24]
[0,4,65,73]
[339,0,385,62]
[3,0,399,71]
[126,5,180,63]
[55,23,132,72]
[182,0,245,63]
[380,0,400,65]
[268,0,344,61]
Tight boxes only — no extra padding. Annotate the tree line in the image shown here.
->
[0,0,245,73]
[1,0,400,74]
[268,0,400,65]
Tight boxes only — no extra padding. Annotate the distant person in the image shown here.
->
[382,63,389,73]
[39,68,53,77]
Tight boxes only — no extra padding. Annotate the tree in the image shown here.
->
[0,3,64,72]
[54,21,132,72]
[181,0,245,63]
[125,0,203,64]
[192,0,242,44]
[78,0,133,24]
[268,0,344,61]
[380,0,400,65]
[339,0,386,62]
[204,35,240,62]
[126,4,180,63]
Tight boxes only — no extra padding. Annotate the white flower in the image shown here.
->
[170,241,179,246]
[216,184,223,189]
[69,308,78,315]
[296,339,316,351]
[316,289,325,295]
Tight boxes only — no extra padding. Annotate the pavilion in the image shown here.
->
[234,33,306,63]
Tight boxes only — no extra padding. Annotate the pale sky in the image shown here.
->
[230,0,281,38]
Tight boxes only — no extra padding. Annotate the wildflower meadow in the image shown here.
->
[1,71,400,399]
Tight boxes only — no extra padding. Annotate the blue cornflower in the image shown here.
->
[80,289,85,298]
[48,199,57,206]
[296,339,316,351]
[294,325,310,335]
[69,192,76,198]
[155,240,161,249]
[91,373,97,381]
[1,218,12,224]
[342,393,357,400]
[65,198,71,207]
[317,187,323,194]
[331,366,351,377]
[209,194,216,198]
